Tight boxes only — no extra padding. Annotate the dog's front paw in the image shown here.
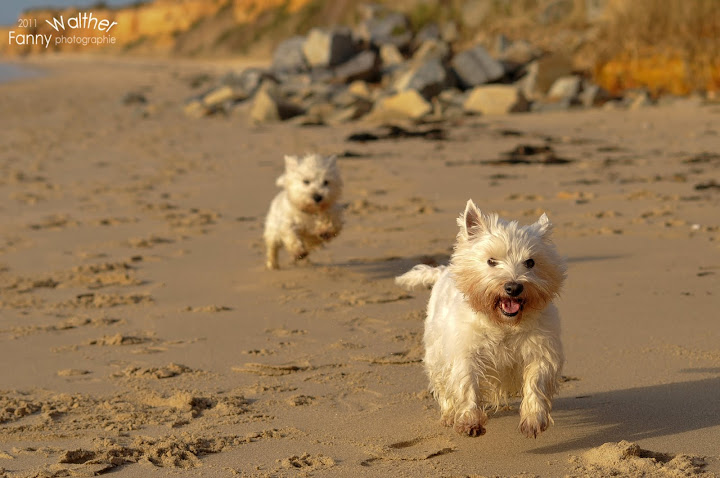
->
[294,251,309,261]
[453,410,487,437]
[519,412,549,438]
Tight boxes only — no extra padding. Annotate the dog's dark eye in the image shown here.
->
[487,258,498,267]
[303,179,310,185]
[524,258,535,269]
[322,180,329,186]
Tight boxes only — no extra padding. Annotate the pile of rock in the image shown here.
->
[184,6,627,124]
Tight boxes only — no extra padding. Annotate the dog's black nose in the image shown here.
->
[504,282,523,297]
[312,193,323,203]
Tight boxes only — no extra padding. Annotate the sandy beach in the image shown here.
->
[0,57,718,477]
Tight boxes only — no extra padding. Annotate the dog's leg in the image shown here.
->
[449,360,487,437]
[519,361,558,438]
[285,232,308,263]
[265,239,280,270]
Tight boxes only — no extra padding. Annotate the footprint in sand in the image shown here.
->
[364,436,455,464]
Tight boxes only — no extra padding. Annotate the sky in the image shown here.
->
[0,0,135,26]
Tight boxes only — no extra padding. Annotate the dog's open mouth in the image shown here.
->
[498,297,523,317]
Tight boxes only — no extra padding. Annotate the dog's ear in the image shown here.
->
[535,213,553,238]
[284,155,299,170]
[459,199,486,238]
[324,155,338,169]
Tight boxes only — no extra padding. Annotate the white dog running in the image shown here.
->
[396,200,567,438]
[264,154,343,269]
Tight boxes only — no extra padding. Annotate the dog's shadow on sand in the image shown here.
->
[335,253,451,280]
[530,373,720,454]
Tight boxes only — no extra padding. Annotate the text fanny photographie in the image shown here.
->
[8,12,118,49]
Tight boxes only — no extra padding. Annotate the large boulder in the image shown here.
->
[272,36,308,73]
[394,58,450,99]
[370,90,432,121]
[451,44,505,88]
[250,81,304,123]
[302,28,357,68]
[463,85,529,115]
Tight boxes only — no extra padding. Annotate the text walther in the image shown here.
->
[45,12,118,32]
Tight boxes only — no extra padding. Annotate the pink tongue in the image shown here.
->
[501,298,521,314]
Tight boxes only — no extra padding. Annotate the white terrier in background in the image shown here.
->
[396,200,566,438]
[264,153,343,269]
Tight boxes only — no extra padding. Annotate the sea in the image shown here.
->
[0,61,43,84]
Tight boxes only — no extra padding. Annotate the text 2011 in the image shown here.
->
[17,19,37,28]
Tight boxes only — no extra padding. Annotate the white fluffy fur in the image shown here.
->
[264,153,343,269]
[396,200,566,437]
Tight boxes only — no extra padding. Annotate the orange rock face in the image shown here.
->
[595,54,720,96]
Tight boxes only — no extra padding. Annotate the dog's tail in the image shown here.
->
[395,265,447,290]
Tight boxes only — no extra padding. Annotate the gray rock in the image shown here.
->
[517,53,574,99]
[221,68,269,98]
[463,85,529,115]
[331,88,359,107]
[547,75,582,101]
[327,100,373,124]
[357,11,412,49]
[379,44,404,67]
[348,80,372,99]
[309,68,336,83]
[202,85,247,108]
[394,58,450,99]
[579,80,611,107]
[412,39,450,63]
[369,89,432,121]
[451,44,505,88]
[333,50,379,83]
[302,28,357,68]
[498,39,541,65]
[283,80,341,105]
[272,36,308,73]
[183,98,209,118]
[414,23,441,45]
[250,82,304,123]
[298,102,337,125]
